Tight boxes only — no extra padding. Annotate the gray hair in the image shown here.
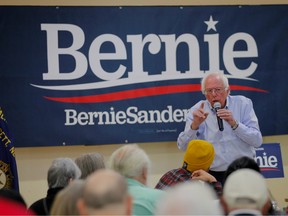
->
[201,72,229,94]
[47,157,81,188]
[108,144,151,178]
[75,153,105,179]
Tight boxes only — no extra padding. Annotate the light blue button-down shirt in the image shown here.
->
[127,178,164,216]
[177,95,262,171]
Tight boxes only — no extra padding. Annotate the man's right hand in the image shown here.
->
[191,102,209,130]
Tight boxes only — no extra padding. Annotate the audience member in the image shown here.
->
[28,157,81,215]
[77,169,132,215]
[108,144,164,216]
[221,169,271,215]
[0,188,35,215]
[155,139,222,196]
[223,156,281,215]
[0,188,27,207]
[50,179,85,215]
[223,156,261,185]
[155,181,224,215]
[0,197,35,215]
[75,152,105,179]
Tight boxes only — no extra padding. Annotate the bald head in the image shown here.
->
[78,169,132,215]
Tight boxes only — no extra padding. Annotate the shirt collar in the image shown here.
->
[126,177,146,187]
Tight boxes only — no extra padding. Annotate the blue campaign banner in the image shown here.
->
[255,143,284,179]
[0,6,288,147]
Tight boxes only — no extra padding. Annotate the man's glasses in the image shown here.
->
[204,87,226,95]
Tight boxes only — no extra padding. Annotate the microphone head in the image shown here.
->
[213,102,221,109]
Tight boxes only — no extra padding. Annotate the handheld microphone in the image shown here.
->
[213,102,224,131]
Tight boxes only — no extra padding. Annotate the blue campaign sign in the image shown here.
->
[255,143,284,178]
[0,6,288,147]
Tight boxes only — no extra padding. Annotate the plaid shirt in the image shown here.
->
[155,168,222,197]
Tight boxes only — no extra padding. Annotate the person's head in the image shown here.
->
[50,179,85,215]
[155,181,223,215]
[201,72,230,108]
[221,169,270,215]
[47,157,81,189]
[182,140,215,173]
[75,152,105,179]
[223,156,261,184]
[108,144,151,185]
[77,169,132,215]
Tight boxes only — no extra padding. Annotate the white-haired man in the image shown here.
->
[177,72,262,184]
[109,144,164,216]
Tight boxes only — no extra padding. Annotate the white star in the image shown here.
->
[204,15,218,32]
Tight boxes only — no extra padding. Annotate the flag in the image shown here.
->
[0,107,19,192]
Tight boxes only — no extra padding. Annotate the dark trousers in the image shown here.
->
[209,170,226,186]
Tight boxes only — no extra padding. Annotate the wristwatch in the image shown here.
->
[231,120,239,130]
